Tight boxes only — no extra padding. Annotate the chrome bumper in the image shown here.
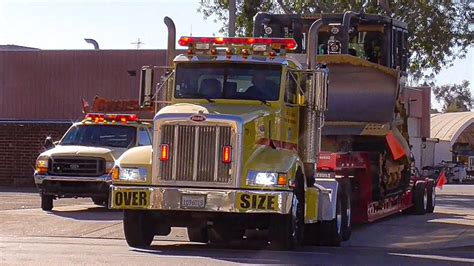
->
[34,174,112,184]
[109,185,293,214]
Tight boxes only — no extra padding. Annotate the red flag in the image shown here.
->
[385,132,406,160]
[436,170,447,189]
[81,98,90,114]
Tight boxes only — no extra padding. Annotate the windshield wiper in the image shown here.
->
[254,98,269,105]
[204,97,215,103]
[180,93,215,103]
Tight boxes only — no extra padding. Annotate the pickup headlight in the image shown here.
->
[112,167,147,182]
[105,161,115,174]
[35,156,49,175]
[246,171,287,187]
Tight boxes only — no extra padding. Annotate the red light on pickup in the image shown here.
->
[85,113,137,124]
[222,146,232,164]
[160,144,169,161]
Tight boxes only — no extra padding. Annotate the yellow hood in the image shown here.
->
[158,103,274,123]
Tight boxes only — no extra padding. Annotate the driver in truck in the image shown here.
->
[244,71,278,100]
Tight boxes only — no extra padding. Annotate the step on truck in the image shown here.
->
[109,11,435,250]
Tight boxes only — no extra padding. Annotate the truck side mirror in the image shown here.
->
[139,66,154,108]
[311,69,329,111]
[44,136,55,150]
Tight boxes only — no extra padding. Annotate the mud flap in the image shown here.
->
[314,179,339,221]
[305,187,319,224]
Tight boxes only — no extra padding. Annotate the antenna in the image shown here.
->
[190,24,193,36]
[131,38,145,49]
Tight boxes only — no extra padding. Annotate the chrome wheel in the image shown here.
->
[423,187,428,210]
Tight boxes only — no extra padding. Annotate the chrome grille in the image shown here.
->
[49,157,105,177]
[160,124,233,183]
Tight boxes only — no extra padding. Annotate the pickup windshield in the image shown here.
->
[60,125,136,148]
[174,63,282,101]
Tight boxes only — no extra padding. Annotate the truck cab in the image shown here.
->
[34,113,152,211]
[109,33,343,249]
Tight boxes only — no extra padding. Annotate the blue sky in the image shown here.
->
[1,0,473,108]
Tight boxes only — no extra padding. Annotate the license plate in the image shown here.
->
[112,189,150,209]
[180,194,206,209]
[235,192,279,212]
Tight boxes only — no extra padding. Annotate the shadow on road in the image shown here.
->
[132,240,329,265]
[50,207,122,222]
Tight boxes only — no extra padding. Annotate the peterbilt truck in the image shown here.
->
[109,12,435,250]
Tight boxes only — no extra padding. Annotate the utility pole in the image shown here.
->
[228,0,236,37]
[131,38,145,49]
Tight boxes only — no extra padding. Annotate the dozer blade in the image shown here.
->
[317,55,400,124]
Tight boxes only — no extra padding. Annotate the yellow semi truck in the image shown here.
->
[109,12,433,250]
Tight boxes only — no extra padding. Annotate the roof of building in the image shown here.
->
[431,112,474,144]
[0,45,40,51]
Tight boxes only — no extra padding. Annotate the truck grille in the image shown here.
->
[48,157,105,177]
[159,124,233,183]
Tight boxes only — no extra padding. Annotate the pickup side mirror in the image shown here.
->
[44,136,55,150]
[139,66,154,108]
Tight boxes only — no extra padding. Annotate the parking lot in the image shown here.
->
[0,185,472,265]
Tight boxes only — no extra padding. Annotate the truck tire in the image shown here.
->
[413,181,427,215]
[340,180,352,241]
[41,194,53,211]
[187,226,208,243]
[426,180,435,213]
[303,222,322,246]
[269,177,305,250]
[321,187,343,246]
[123,210,154,248]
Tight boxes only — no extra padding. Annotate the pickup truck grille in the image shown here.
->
[159,124,233,183]
[48,157,105,177]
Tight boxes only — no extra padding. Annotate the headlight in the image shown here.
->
[105,161,115,173]
[35,156,49,174]
[113,167,147,182]
[246,171,287,186]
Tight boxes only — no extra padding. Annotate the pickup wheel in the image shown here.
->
[413,181,427,215]
[187,226,208,243]
[426,180,436,213]
[92,197,109,207]
[41,194,53,211]
[269,173,305,250]
[320,187,343,246]
[123,210,154,248]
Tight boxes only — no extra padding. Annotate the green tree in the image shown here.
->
[433,80,473,112]
[198,0,473,76]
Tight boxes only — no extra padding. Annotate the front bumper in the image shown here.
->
[34,174,111,197]
[109,185,293,214]
[34,174,112,184]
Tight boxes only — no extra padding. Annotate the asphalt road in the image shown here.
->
[0,185,473,265]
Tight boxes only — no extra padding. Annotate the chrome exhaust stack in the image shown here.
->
[299,18,329,179]
[164,16,176,67]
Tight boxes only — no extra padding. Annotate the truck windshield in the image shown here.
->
[60,125,136,148]
[174,63,282,101]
